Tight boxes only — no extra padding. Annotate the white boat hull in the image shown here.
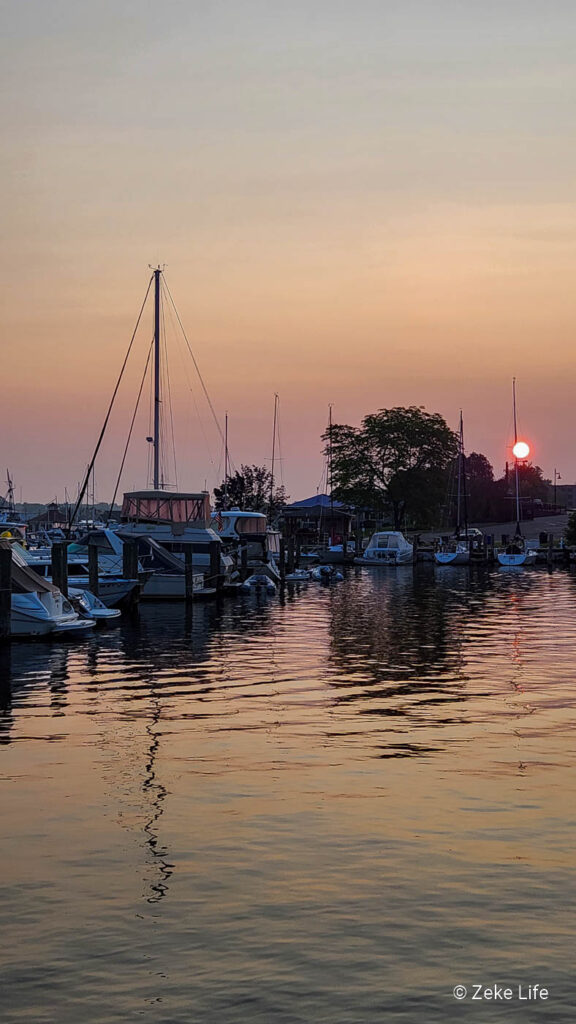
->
[10,594,95,637]
[435,549,470,566]
[140,572,206,599]
[354,552,413,566]
[497,551,537,567]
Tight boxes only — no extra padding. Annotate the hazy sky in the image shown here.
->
[3,0,576,503]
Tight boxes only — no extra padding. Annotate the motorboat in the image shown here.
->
[211,507,281,578]
[355,532,413,566]
[117,490,233,589]
[68,587,122,623]
[68,528,209,599]
[240,573,277,595]
[310,565,344,582]
[284,568,311,583]
[4,541,95,637]
[15,543,139,608]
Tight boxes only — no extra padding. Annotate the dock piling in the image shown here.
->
[185,547,194,604]
[52,542,68,598]
[287,537,295,574]
[0,547,12,640]
[209,541,223,593]
[88,543,99,597]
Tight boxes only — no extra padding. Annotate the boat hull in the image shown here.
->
[497,551,537,566]
[354,553,413,566]
[434,550,470,566]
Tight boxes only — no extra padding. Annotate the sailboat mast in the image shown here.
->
[513,377,521,532]
[456,411,463,535]
[153,267,161,490]
[269,393,279,520]
[328,404,334,541]
[223,412,229,509]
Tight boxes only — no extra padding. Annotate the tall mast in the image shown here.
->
[223,412,229,509]
[329,404,334,540]
[269,393,279,521]
[456,411,463,535]
[153,267,162,490]
[513,377,521,533]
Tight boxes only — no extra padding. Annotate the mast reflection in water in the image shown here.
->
[2,568,576,1023]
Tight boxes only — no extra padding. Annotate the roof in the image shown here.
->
[123,490,209,500]
[286,493,346,509]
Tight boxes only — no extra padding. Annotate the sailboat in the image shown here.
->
[435,412,472,566]
[497,380,537,567]
[68,268,232,595]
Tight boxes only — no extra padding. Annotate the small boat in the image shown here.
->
[4,541,95,637]
[310,564,343,582]
[68,587,122,623]
[497,380,536,568]
[435,412,472,566]
[284,568,311,583]
[498,540,538,567]
[240,573,277,594]
[355,531,413,566]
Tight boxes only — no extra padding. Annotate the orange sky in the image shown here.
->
[3,1,576,503]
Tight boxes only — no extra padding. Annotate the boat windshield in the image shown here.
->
[376,536,398,549]
[235,517,267,537]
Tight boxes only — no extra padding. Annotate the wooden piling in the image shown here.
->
[287,537,295,574]
[184,546,194,604]
[547,534,554,568]
[88,543,99,597]
[295,539,301,568]
[52,542,68,598]
[279,539,286,582]
[0,546,12,640]
[209,540,223,593]
[122,539,139,581]
[355,529,362,557]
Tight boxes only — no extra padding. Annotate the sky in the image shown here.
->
[2,0,576,504]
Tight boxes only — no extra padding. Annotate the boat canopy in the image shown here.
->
[212,512,267,536]
[121,490,210,526]
[0,539,59,595]
[369,533,407,550]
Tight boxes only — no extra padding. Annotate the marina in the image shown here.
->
[4,2,576,1018]
[3,564,576,1021]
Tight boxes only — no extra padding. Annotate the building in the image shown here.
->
[280,494,354,547]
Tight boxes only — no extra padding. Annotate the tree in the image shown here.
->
[515,462,549,501]
[213,464,288,518]
[565,512,576,546]
[325,406,458,529]
[464,452,496,522]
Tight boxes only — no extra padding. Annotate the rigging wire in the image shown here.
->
[163,286,219,482]
[162,276,225,443]
[160,287,178,489]
[107,337,155,522]
[68,274,154,531]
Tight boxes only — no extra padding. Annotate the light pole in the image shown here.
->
[554,468,561,511]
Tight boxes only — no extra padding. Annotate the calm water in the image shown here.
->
[2,566,576,1023]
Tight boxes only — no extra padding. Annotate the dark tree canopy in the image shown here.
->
[213,464,288,518]
[325,406,459,529]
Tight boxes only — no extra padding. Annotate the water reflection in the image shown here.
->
[3,570,576,1022]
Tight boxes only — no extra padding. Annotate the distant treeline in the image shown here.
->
[324,405,550,530]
